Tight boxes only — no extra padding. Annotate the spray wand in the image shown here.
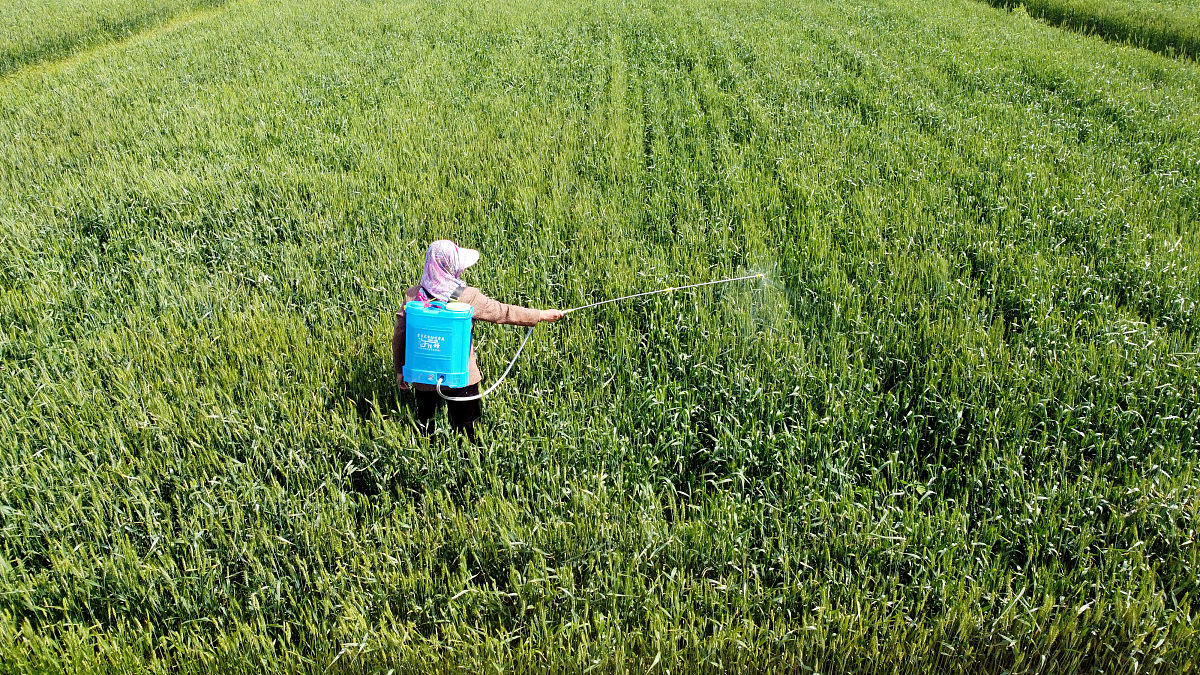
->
[563,273,765,314]
[436,272,765,401]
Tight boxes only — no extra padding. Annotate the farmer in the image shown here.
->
[393,240,564,441]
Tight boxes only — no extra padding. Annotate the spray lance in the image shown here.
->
[400,273,765,401]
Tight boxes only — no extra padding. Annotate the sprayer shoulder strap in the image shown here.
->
[455,286,480,304]
[418,284,465,301]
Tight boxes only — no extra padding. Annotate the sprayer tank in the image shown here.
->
[402,301,474,387]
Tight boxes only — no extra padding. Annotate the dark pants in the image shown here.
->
[415,384,481,442]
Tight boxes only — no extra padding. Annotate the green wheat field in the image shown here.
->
[2,0,1199,671]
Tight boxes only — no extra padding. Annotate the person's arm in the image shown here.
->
[392,312,409,389]
[470,291,563,325]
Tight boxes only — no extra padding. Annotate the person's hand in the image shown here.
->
[397,375,410,390]
[540,309,565,323]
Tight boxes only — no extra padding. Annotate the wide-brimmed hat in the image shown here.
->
[457,245,480,270]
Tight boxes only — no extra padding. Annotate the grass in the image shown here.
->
[983,0,1200,59]
[1,0,1199,671]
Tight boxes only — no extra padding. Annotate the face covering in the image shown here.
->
[418,240,480,301]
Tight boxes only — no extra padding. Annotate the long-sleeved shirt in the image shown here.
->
[393,285,542,390]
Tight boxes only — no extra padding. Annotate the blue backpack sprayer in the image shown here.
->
[402,273,764,401]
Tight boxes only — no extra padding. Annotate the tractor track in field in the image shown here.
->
[0,2,233,85]
[978,0,1199,62]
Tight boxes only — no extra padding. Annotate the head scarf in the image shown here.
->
[418,240,479,301]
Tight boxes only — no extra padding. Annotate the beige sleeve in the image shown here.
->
[468,290,542,326]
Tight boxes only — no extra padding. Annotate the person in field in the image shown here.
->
[393,240,564,441]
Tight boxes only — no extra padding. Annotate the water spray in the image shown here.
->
[401,273,766,402]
